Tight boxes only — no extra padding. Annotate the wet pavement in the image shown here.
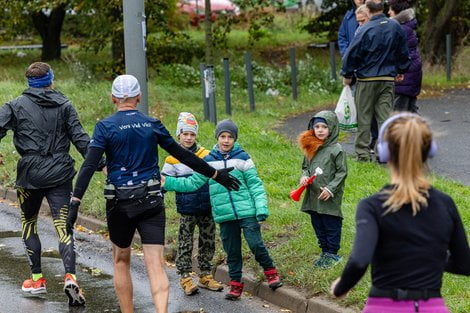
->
[0,201,286,313]
[276,88,470,186]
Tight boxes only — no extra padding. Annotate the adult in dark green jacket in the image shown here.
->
[298,111,347,268]
[0,62,90,306]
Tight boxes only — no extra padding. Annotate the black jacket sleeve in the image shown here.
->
[334,200,378,296]
[64,102,90,158]
[444,199,470,275]
[0,102,14,141]
[163,141,216,178]
[73,147,104,199]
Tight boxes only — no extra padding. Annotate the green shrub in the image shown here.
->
[147,31,204,67]
[157,64,200,87]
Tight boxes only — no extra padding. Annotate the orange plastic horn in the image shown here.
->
[289,167,323,202]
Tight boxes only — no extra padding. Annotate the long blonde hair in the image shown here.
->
[383,115,434,215]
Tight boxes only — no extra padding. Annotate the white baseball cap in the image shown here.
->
[111,74,141,98]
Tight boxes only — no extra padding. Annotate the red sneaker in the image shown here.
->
[64,274,86,306]
[22,277,47,294]
[225,281,244,300]
[264,268,283,290]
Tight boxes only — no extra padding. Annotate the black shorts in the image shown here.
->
[106,195,165,248]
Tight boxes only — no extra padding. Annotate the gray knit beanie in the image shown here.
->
[215,119,238,141]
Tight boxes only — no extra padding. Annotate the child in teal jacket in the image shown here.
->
[163,119,282,300]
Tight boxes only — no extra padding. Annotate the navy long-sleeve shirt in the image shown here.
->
[334,186,470,297]
[341,14,411,79]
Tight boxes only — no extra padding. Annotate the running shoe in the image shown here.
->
[22,277,47,294]
[64,273,86,306]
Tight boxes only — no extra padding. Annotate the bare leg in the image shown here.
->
[113,245,133,313]
[143,244,169,313]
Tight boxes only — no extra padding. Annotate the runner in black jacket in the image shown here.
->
[0,62,93,306]
[331,113,470,313]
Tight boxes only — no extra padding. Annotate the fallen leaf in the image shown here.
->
[76,225,87,232]
[91,267,102,276]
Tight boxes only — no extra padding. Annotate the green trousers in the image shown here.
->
[355,81,394,160]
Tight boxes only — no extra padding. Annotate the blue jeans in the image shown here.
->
[219,217,274,281]
[309,211,342,255]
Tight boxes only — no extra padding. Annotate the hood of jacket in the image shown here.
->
[393,8,416,26]
[211,142,244,160]
[22,87,69,108]
[307,111,339,147]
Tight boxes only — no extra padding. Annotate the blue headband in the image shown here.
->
[27,69,54,88]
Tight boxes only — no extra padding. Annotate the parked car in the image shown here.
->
[178,0,240,26]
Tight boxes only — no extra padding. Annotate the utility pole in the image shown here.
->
[123,0,149,114]
[204,0,216,124]
[204,0,213,65]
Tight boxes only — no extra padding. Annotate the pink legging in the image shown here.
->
[363,297,450,313]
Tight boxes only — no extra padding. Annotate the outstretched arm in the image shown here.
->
[72,147,104,200]
[164,142,240,191]
[67,146,104,234]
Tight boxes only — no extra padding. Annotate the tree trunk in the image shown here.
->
[421,0,459,64]
[204,0,213,64]
[31,5,66,61]
[110,6,125,64]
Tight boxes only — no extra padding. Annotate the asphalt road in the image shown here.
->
[0,201,286,313]
[276,88,470,186]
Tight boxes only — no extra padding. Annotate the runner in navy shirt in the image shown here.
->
[68,75,240,313]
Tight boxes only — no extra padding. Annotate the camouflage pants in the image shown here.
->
[176,214,216,275]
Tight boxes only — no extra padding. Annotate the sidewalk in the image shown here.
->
[0,186,356,313]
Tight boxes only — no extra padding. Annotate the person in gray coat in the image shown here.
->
[0,62,98,306]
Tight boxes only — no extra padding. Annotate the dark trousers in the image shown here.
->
[394,94,418,113]
[309,211,342,255]
[355,81,394,160]
[219,217,274,282]
[18,180,76,274]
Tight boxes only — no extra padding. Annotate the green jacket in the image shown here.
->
[164,143,269,223]
[300,111,348,217]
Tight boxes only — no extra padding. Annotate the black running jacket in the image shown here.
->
[0,87,90,189]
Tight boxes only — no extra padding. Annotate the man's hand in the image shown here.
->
[342,77,352,86]
[66,199,80,235]
[213,167,241,191]
[300,176,309,186]
[395,74,404,82]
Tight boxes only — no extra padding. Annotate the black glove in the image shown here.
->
[213,167,241,191]
[66,199,80,235]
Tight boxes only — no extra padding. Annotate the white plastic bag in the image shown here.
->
[335,85,357,130]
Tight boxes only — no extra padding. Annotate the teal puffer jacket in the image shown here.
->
[164,143,269,224]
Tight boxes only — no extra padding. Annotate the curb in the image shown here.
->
[0,186,356,313]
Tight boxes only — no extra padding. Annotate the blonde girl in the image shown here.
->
[330,113,470,313]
